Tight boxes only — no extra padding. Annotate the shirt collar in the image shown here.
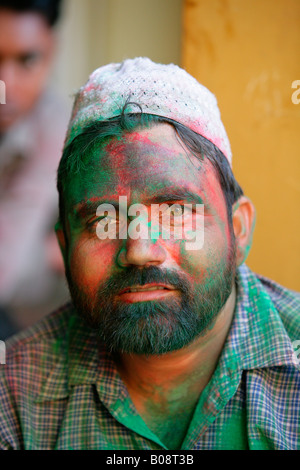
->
[221,263,299,372]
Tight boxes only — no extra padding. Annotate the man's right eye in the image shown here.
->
[18,52,42,69]
[87,215,117,229]
[98,216,116,226]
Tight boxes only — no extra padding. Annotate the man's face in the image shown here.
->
[0,9,55,131]
[62,123,237,355]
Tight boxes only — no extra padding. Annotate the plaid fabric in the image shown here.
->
[0,264,299,450]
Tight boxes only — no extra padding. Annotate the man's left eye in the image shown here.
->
[88,215,116,227]
[168,205,193,218]
[170,205,184,217]
[19,52,42,68]
[98,216,116,225]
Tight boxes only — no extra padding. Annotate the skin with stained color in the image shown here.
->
[0,8,55,131]
[56,123,255,449]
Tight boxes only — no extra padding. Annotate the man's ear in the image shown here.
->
[232,196,256,266]
[55,221,67,264]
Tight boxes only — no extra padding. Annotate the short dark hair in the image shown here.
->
[0,0,62,27]
[57,109,244,230]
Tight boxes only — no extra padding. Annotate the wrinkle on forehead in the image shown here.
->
[101,126,207,188]
[64,123,225,216]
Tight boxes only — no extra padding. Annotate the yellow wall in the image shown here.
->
[53,0,182,100]
[182,0,300,291]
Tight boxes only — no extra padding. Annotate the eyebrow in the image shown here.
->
[71,200,119,223]
[144,188,205,206]
[71,187,205,222]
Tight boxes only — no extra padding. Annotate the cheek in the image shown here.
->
[160,238,182,265]
[24,69,46,92]
[17,63,50,97]
[176,221,232,281]
[68,239,117,296]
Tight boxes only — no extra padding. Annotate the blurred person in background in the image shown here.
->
[0,0,69,340]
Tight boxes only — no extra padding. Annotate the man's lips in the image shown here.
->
[118,283,176,294]
[117,283,178,303]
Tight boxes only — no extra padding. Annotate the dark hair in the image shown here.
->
[57,109,243,229]
[0,0,62,27]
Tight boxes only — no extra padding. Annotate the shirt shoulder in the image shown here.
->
[1,303,73,398]
[255,272,300,342]
[0,303,75,449]
[6,302,72,347]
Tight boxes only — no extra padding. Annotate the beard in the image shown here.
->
[66,240,236,356]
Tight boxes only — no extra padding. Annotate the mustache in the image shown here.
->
[96,266,191,298]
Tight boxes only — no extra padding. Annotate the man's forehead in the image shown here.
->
[63,123,225,215]
[68,173,202,207]
[66,168,226,222]
[73,123,203,174]
[65,134,205,199]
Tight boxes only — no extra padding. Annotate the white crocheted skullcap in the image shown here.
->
[64,57,232,164]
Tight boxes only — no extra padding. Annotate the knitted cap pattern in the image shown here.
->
[65,57,232,164]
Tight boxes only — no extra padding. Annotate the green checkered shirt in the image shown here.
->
[0,264,299,449]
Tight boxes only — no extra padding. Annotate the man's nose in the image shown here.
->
[117,237,167,268]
